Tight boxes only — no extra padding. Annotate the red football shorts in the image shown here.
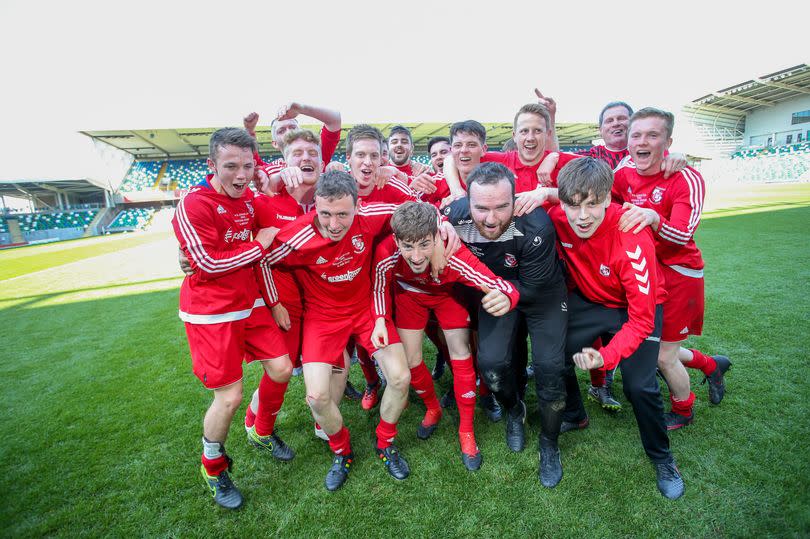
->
[279,301,304,368]
[661,264,705,342]
[185,306,289,389]
[394,288,471,331]
[302,306,400,367]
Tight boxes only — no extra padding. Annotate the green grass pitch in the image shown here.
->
[1,189,809,537]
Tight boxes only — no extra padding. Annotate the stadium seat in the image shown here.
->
[107,207,156,231]
[14,210,98,232]
[120,161,163,192]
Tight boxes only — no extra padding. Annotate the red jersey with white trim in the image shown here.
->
[548,203,666,370]
[260,203,396,314]
[576,145,629,170]
[252,189,315,309]
[172,176,264,323]
[256,125,341,175]
[612,160,705,270]
[417,172,457,208]
[483,150,581,192]
[394,162,414,176]
[359,177,418,205]
[372,235,520,321]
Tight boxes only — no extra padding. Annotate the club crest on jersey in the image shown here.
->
[504,253,518,268]
[443,206,452,215]
[351,234,365,253]
[599,264,611,277]
[245,201,254,215]
[217,205,227,214]
[532,235,542,246]
[651,187,665,204]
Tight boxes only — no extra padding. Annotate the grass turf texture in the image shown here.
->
[1,198,809,537]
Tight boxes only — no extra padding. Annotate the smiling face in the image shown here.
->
[284,138,322,186]
[388,132,412,166]
[562,192,608,239]
[429,141,451,172]
[628,116,672,176]
[208,144,256,198]
[469,179,514,240]
[513,112,547,166]
[314,194,357,242]
[396,235,435,274]
[599,105,631,151]
[348,138,381,190]
[451,132,487,177]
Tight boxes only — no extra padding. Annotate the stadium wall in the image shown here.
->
[745,96,810,147]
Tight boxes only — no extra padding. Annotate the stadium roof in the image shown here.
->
[81,122,599,161]
[682,63,810,155]
[0,177,110,199]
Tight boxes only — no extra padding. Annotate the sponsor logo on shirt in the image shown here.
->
[560,242,573,248]
[216,205,227,214]
[325,267,362,283]
[457,219,472,225]
[351,234,365,253]
[504,253,518,268]
[651,187,665,204]
[224,227,251,243]
[599,264,611,277]
[468,245,485,257]
[276,214,296,221]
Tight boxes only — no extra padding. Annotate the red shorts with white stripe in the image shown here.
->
[302,307,399,367]
[394,288,471,331]
[661,264,704,342]
[184,306,288,389]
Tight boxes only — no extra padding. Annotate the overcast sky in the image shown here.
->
[0,0,805,181]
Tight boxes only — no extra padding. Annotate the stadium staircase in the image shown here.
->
[84,208,115,237]
[6,219,23,243]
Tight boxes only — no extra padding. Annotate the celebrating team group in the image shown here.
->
[171,92,731,509]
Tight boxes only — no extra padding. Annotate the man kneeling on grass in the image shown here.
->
[547,157,684,499]
[371,201,519,470]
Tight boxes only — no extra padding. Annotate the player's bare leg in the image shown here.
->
[372,343,412,480]
[658,341,695,430]
[248,354,295,460]
[204,380,244,442]
[444,328,482,470]
[304,361,354,491]
[398,329,442,439]
[200,380,244,509]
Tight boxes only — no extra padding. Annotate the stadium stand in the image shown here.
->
[698,143,810,184]
[106,207,155,231]
[164,159,209,189]
[16,210,98,232]
[120,161,162,191]
[0,217,7,233]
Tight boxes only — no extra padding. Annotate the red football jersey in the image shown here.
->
[172,176,264,323]
[483,150,581,192]
[259,203,396,315]
[359,177,417,205]
[371,235,520,321]
[255,125,341,174]
[252,189,315,310]
[548,203,666,370]
[612,160,705,270]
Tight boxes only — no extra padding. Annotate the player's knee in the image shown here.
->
[275,360,293,382]
[306,391,330,411]
[388,369,411,393]
[219,387,243,413]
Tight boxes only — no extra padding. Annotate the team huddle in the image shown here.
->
[171,96,731,509]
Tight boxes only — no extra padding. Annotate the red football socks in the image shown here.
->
[357,348,381,386]
[590,368,606,387]
[327,426,352,455]
[244,404,256,430]
[453,357,477,433]
[201,454,228,476]
[254,374,288,436]
[670,392,696,417]
[410,362,440,411]
[376,419,398,450]
[684,349,717,376]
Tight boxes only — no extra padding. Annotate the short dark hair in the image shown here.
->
[467,162,514,198]
[347,124,384,156]
[209,128,257,162]
[598,101,634,126]
[315,170,358,204]
[630,107,675,138]
[449,120,487,145]
[427,136,450,154]
[557,157,613,205]
[388,125,412,144]
[390,202,438,242]
[513,103,551,131]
